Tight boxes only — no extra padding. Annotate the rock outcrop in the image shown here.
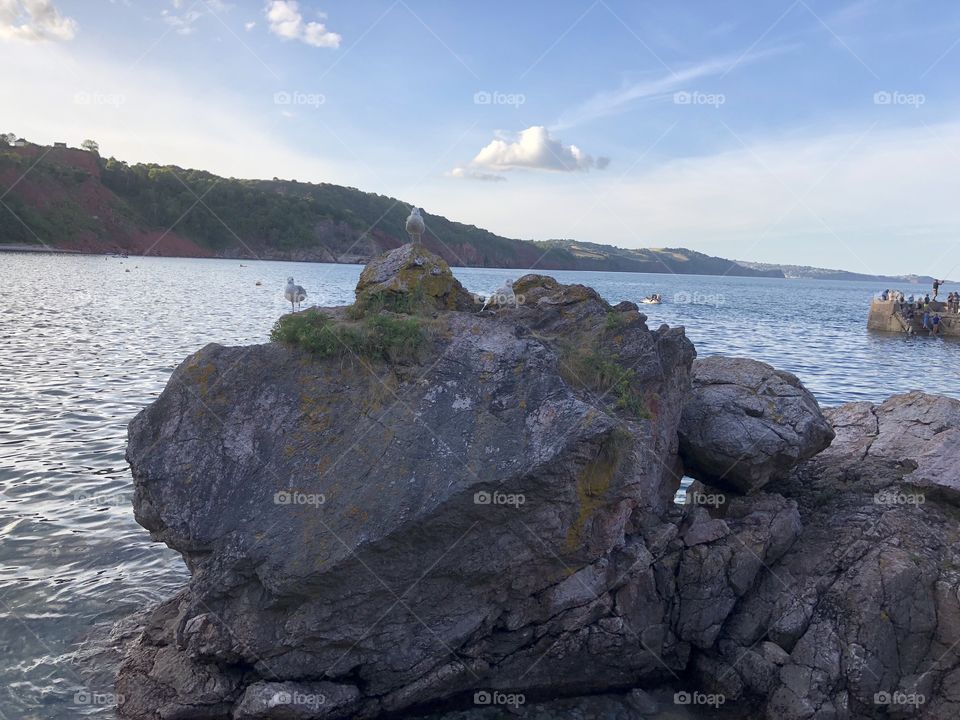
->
[116,246,696,719]
[114,245,960,720]
[689,391,960,720]
[678,357,835,493]
[354,242,475,311]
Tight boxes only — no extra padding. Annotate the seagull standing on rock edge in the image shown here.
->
[480,279,517,312]
[285,277,307,311]
[405,207,425,245]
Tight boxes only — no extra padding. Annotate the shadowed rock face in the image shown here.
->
[113,246,960,720]
[678,357,835,494]
[117,246,696,719]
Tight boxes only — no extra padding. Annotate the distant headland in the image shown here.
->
[0,139,939,283]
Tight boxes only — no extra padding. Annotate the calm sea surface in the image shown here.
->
[1,252,957,718]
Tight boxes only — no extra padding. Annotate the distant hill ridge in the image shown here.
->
[736,260,943,286]
[0,140,925,282]
[0,141,778,277]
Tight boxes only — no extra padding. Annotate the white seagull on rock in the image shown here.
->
[405,207,425,244]
[285,277,307,311]
[480,279,517,312]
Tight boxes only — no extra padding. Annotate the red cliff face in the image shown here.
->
[0,145,211,256]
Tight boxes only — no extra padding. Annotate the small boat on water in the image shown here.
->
[640,294,662,305]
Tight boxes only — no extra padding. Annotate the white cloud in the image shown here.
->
[0,0,77,42]
[427,122,960,275]
[265,1,340,48]
[453,126,609,180]
[244,20,256,31]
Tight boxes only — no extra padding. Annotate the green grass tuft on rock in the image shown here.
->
[349,287,428,319]
[561,347,651,419]
[271,310,426,364]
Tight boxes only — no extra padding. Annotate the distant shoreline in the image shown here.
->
[0,244,81,254]
[1,243,947,286]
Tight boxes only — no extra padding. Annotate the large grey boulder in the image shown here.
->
[689,391,960,720]
[678,357,835,494]
[116,245,696,719]
[823,390,960,506]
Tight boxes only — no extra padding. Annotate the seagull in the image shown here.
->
[285,277,307,311]
[405,207,425,244]
[480,279,517,312]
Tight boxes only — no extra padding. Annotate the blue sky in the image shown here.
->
[2,0,960,275]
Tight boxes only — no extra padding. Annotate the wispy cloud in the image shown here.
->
[265,0,340,48]
[161,0,230,36]
[0,0,76,42]
[449,167,506,182]
[553,46,793,130]
[452,126,609,181]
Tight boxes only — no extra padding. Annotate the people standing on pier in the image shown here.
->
[932,313,942,334]
[933,279,944,300]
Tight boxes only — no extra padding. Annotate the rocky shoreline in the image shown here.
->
[113,245,960,719]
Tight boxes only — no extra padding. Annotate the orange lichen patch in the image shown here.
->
[347,506,370,523]
[565,430,630,552]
